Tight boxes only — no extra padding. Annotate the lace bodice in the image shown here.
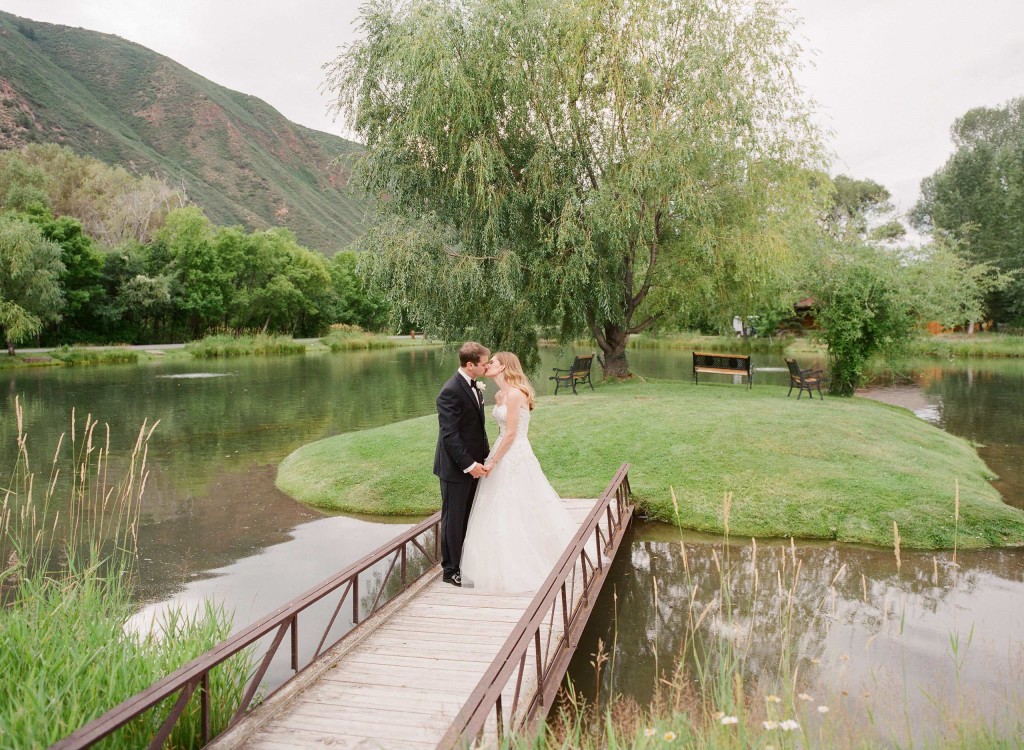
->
[492,402,530,442]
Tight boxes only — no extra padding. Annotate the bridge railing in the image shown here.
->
[51,512,443,750]
[439,463,634,748]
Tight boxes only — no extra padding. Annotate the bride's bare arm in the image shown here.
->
[485,389,525,468]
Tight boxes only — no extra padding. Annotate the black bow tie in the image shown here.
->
[470,379,477,389]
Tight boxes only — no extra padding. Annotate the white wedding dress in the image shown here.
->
[460,402,577,593]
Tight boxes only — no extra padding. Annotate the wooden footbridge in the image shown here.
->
[53,465,633,750]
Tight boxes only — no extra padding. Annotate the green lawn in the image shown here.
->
[276,379,1024,549]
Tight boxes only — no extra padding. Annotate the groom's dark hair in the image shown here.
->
[458,341,489,366]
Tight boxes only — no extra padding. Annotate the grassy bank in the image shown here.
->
[0,327,435,369]
[904,332,1024,358]
[628,331,807,354]
[277,379,1023,549]
[49,345,140,365]
[185,333,307,358]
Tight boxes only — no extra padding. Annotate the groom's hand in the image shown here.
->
[469,464,488,478]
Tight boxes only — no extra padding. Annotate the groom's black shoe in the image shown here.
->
[442,572,462,587]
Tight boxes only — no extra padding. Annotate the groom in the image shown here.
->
[434,341,490,587]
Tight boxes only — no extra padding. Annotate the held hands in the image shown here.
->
[470,458,497,478]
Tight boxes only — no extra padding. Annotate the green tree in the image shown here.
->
[904,233,1015,332]
[220,227,334,335]
[0,151,50,215]
[805,230,1006,395]
[118,273,173,341]
[0,214,65,353]
[100,243,173,343]
[31,214,107,343]
[912,98,1024,323]
[158,208,231,338]
[328,0,824,375]
[827,174,906,243]
[807,242,915,395]
[328,251,389,331]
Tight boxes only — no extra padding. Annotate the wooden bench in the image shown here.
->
[785,357,827,399]
[550,354,595,395]
[692,351,753,389]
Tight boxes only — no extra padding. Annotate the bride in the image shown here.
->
[460,351,578,593]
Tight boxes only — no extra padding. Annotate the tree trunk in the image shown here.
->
[6,340,14,356]
[596,324,631,379]
[967,320,975,336]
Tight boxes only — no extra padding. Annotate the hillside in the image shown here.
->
[0,11,369,253]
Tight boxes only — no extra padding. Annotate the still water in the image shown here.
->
[3,347,1022,735]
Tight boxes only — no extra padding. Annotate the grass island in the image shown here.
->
[277,379,1024,550]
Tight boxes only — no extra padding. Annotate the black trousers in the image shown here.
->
[440,478,477,576]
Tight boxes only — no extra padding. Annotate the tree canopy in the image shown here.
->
[912,98,1024,324]
[0,214,65,353]
[328,0,825,375]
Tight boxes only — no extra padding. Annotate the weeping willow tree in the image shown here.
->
[327,0,826,376]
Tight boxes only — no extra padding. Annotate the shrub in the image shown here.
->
[50,345,139,365]
[185,333,306,358]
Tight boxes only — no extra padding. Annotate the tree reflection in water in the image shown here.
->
[568,522,1024,743]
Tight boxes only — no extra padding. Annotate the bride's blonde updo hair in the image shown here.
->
[495,351,536,410]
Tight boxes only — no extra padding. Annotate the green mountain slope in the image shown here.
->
[0,11,368,253]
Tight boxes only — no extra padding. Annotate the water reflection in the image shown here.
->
[858,358,1024,509]
[0,346,595,603]
[129,511,425,691]
[569,522,1024,742]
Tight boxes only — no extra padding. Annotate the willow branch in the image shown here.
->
[586,307,610,351]
[444,248,498,260]
[627,313,662,335]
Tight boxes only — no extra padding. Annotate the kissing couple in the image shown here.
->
[433,342,577,593]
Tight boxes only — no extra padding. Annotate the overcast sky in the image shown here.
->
[3,0,1024,217]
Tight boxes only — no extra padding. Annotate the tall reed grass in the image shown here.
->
[0,399,251,748]
[509,491,1023,749]
[186,332,307,358]
[321,324,407,351]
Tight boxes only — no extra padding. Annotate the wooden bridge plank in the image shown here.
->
[274,711,444,742]
[364,635,504,657]
[297,689,465,716]
[285,703,452,731]
[251,724,431,750]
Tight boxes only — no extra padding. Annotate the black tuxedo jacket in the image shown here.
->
[433,372,490,482]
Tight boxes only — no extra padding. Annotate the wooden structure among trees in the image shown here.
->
[53,466,634,750]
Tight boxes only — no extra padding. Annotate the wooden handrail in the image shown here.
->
[51,512,443,749]
[438,463,634,748]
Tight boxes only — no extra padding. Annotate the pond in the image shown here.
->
[2,346,1022,738]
